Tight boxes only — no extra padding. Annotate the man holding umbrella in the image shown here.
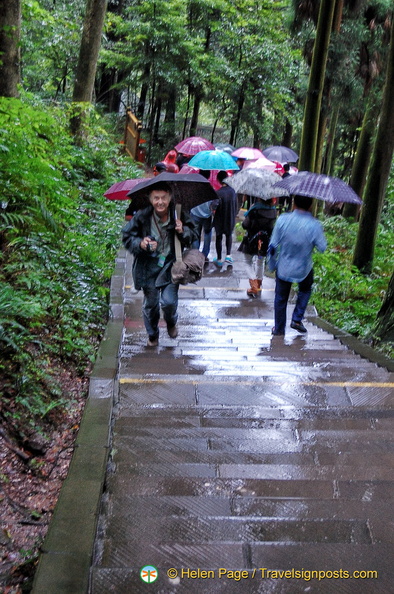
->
[268,195,327,336]
[122,181,197,347]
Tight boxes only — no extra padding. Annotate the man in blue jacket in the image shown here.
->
[268,195,327,335]
[122,182,196,347]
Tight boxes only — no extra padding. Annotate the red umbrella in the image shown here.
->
[104,178,148,200]
[174,136,215,155]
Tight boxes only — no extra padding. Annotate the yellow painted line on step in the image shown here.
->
[119,377,394,388]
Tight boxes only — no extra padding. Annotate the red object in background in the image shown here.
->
[179,164,234,190]
[104,178,147,201]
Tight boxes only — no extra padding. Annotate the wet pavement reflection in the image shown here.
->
[91,245,394,593]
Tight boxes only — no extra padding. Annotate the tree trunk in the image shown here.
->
[71,0,108,136]
[343,101,377,219]
[281,119,293,148]
[189,89,203,137]
[137,61,151,120]
[229,83,245,146]
[298,0,337,171]
[353,12,394,273]
[373,269,394,343]
[164,84,176,140]
[322,102,339,175]
[0,0,21,98]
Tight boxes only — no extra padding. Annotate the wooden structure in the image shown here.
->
[123,108,144,161]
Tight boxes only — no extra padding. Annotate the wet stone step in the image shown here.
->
[115,413,382,430]
[111,460,393,482]
[108,494,391,523]
[116,404,394,420]
[113,440,393,468]
[103,516,372,549]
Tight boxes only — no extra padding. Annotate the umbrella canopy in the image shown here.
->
[262,145,299,163]
[231,147,264,160]
[174,136,215,155]
[224,168,288,199]
[214,143,236,154]
[243,155,277,171]
[273,171,362,204]
[104,178,147,200]
[125,172,218,212]
[188,150,239,171]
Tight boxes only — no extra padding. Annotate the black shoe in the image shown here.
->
[271,327,284,336]
[167,324,178,339]
[147,336,159,347]
[290,320,307,333]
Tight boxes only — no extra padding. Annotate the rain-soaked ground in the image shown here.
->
[90,241,394,594]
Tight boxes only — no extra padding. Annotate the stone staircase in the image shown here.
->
[90,251,394,593]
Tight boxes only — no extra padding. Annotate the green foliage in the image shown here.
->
[312,207,393,348]
[0,94,140,432]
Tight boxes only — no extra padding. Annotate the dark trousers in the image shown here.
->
[142,281,179,339]
[215,233,232,260]
[274,269,314,334]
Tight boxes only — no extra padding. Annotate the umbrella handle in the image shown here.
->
[174,204,182,262]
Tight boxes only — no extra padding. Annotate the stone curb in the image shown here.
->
[308,315,394,372]
[31,249,127,594]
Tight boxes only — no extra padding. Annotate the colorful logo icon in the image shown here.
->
[140,565,158,583]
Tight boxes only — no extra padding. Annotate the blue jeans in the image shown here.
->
[191,214,212,257]
[274,269,314,334]
[142,281,179,339]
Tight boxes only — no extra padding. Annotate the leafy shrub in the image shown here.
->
[0,95,141,433]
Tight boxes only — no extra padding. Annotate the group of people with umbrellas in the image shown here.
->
[105,135,362,345]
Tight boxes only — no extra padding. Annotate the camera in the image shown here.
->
[146,236,155,252]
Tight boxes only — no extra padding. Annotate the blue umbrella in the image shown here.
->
[188,150,240,171]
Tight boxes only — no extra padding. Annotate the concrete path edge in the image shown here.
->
[308,315,394,372]
[31,249,127,594]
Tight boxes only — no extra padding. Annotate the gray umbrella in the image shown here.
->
[224,168,288,199]
[273,171,362,204]
[262,145,299,163]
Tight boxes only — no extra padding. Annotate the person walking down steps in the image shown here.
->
[122,181,197,347]
[238,197,277,297]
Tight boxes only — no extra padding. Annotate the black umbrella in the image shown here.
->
[273,171,362,204]
[126,172,218,212]
[262,145,299,163]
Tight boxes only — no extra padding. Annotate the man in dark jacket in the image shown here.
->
[122,181,197,347]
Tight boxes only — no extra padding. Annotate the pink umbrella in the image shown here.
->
[175,136,215,155]
[179,164,222,190]
[231,147,264,160]
[243,155,277,171]
[104,178,148,200]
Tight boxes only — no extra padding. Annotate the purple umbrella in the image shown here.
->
[273,171,362,204]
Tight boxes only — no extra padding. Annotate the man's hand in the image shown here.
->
[141,237,158,251]
[175,219,183,234]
